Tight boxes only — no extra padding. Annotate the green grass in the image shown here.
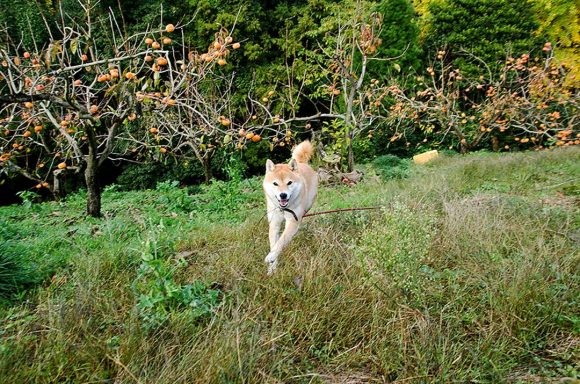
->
[0,147,578,383]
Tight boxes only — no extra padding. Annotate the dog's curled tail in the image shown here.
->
[292,141,314,164]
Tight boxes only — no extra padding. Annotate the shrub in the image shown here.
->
[370,0,422,76]
[116,159,205,191]
[371,154,411,180]
[355,201,436,304]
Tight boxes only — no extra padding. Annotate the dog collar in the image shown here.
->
[281,207,299,221]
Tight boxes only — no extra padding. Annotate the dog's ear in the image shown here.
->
[289,158,298,171]
[266,159,275,173]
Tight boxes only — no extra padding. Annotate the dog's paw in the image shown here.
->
[265,252,277,264]
[267,262,277,276]
[265,252,278,275]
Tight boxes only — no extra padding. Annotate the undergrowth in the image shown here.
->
[133,227,222,330]
[0,147,578,383]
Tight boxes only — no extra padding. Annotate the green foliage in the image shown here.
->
[371,154,411,180]
[2,0,573,184]
[0,251,30,304]
[424,0,540,73]
[534,0,579,48]
[0,220,40,304]
[189,177,262,222]
[116,163,166,191]
[355,201,435,302]
[0,0,50,48]
[222,154,247,182]
[116,160,205,191]
[533,0,580,87]
[321,119,349,160]
[370,0,423,76]
[155,180,196,212]
[133,233,222,330]
[239,139,290,176]
[15,191,40,210]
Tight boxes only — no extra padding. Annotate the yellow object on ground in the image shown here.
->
[413,150,439,165]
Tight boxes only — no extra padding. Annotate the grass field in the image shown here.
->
[1,148,578,383]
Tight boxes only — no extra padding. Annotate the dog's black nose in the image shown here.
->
[279,193,288,200]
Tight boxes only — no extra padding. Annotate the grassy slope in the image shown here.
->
[0,148,578,383]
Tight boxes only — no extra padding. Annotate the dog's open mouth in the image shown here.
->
[278,198,289,208]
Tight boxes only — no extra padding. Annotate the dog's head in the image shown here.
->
[263,159,300,208]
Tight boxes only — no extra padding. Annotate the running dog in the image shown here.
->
[263,141,318,275]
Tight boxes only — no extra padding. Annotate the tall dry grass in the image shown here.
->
[1,147,578,383]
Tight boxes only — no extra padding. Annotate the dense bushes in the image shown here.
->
[372,154,411,180]
[369,0,422,76]
[116,160,206,191]
[423,0,540,74]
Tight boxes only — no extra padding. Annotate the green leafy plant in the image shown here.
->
[133,234,222,330]
[372,154,411,180]
[188,177,262,222]
[424,0,540,74]
[15,191,39,210]
[355,201,436,303]
[155,180,196,213]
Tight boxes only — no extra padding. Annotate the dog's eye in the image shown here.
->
[287,181,293,185]
[273,182,278,186]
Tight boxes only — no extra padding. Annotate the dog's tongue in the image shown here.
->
[279,199,289,207]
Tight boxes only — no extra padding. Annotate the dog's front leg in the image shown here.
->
[265,217,301,275]
[268,213,284,251]
[265,213,284,274]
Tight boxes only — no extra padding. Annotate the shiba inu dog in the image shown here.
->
[263,141,318,275]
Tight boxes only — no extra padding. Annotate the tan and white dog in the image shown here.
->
[263,141,318,275]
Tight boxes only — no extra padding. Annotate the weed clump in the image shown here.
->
[372,154,411,180]
[133,234,223,330]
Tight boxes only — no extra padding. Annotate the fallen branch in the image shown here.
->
[304,206,382,218]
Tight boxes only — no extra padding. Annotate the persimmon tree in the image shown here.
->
[0,2,162,217]
[385,45,579,153]
[243,0,393,172]
[146,28,244,184]
[0,1,239,216]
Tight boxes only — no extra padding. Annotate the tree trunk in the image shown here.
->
[202,157,212,185]
[84,125,102,218]
[346,132,355,172]
[459,140,469,154]
[85,151,101,217]
[491,135,499,152]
